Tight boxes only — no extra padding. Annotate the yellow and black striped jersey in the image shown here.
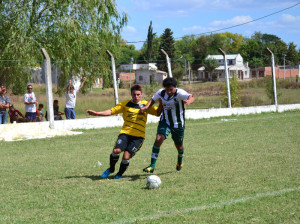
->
[110,100,159,138]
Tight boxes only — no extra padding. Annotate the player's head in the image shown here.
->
[9,104,14,111]
[53,100,58,106]
[38,104,44,109]
[27,84,33,92]
[131,85,142,103]
[163,77,177,97]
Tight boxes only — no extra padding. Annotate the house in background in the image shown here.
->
[120,63,157,71]
[119,63,168,84]
[198,54,250,81]
[251,65,300,79]
[117,72,135,82]
[135,70,168,85]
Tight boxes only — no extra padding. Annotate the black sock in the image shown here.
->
[109,153,119,172]
[117,160,129,176]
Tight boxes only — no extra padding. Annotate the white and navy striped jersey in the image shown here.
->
[152,88,191,128]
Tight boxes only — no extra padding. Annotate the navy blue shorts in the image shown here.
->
[26,112,36,120]
[114,134,144,157]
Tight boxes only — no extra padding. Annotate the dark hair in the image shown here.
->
[163,77,177,88]
[54,100,58,103]
[27,84,33,88]
[39,104,44,108]
[131,84,142,93]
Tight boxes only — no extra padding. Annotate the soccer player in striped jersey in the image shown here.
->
[140,77,194,173]
[86,85,161,179]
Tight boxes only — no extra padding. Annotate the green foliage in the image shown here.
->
[0,0,127,92]
[172,66,185,81]
[203,58,219,82]
[157,28,176,71]
[223,74,242,107]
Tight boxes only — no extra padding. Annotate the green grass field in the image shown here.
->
[1,111,300,223]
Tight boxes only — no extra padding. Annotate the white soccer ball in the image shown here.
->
[146,175,161,189]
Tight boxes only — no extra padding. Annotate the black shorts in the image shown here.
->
[114,134,144,157]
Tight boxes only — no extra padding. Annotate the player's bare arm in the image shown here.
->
[183,95,195,106]
[78,77,87,91]
[86,109,112,116]
[139,98,155,114]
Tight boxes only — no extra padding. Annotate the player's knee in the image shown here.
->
[155,134,165,145]
[113,148,122,154]
[176,145,184,151]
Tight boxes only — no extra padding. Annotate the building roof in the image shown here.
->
[207,54,240,60]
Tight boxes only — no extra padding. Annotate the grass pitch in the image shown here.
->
[0,111,300,223]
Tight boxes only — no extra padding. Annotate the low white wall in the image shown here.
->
[1,104,299,132]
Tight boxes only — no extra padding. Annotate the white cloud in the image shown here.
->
[210,16,253,27]
[123,26,137,33]
[279,13,300,24]
[182,25,215,33]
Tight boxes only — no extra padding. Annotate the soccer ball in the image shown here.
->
[146,175,161,189]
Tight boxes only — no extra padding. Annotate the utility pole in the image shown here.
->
[129,57,134,89]
[41,48,54,129]
[106,50,119,105]
[267,48,278,106]
[283,54,286,80]
[218,48,231,108]
[161,49,172,77]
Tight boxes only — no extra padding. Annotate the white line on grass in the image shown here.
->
[108,186,300,224]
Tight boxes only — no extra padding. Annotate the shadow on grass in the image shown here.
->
[64,171,172,182]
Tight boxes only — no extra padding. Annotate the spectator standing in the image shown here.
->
[64,77,86,119]
[24,84,38,122]
[0,86,10,124]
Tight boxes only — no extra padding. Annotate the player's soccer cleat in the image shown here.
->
[114,174,122,179]
[143,166,155,173]
[101,168,112,178]
[176,163,183,171]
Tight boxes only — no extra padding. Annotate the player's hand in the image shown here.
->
[183,100,191,106]
[86,110,97,116]
[82,77,86,82]
[139,107,147,114]
[68,80,72,85]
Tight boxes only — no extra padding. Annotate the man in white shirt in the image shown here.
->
[24,84,38,122]
[140,77,194,173]
[64,77,86,119]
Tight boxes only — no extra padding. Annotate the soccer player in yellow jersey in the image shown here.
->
[87,85,161,179]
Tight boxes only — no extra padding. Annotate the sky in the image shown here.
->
[117,0,300,50]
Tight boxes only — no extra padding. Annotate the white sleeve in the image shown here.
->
[24,94,28,103]
[152,89,163,101]
[177,89,191,100]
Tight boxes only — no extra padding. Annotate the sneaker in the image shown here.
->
[176,163,183,171]
[143,166,154,173]
[114,174,122,179]
[101,168,112,178]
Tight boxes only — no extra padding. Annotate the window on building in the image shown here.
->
[139,76,143,81]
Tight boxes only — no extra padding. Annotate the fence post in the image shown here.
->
[266,48,278,106]
[106,50,119,105]
[41,48,54,129]
[161,49,172,78]
[218,48,231,108]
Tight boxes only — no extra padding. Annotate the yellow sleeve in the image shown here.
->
[147,105,159,116]
[110,102,125,115]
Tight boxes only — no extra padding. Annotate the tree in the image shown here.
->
[286,42,299,65]
[223,74,241,107]
[202,58,219,81]
[157,28,175,72]
[0,0,128,93]
[145,21,156,62]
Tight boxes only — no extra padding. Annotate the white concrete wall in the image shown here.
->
[1,104,299,133]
